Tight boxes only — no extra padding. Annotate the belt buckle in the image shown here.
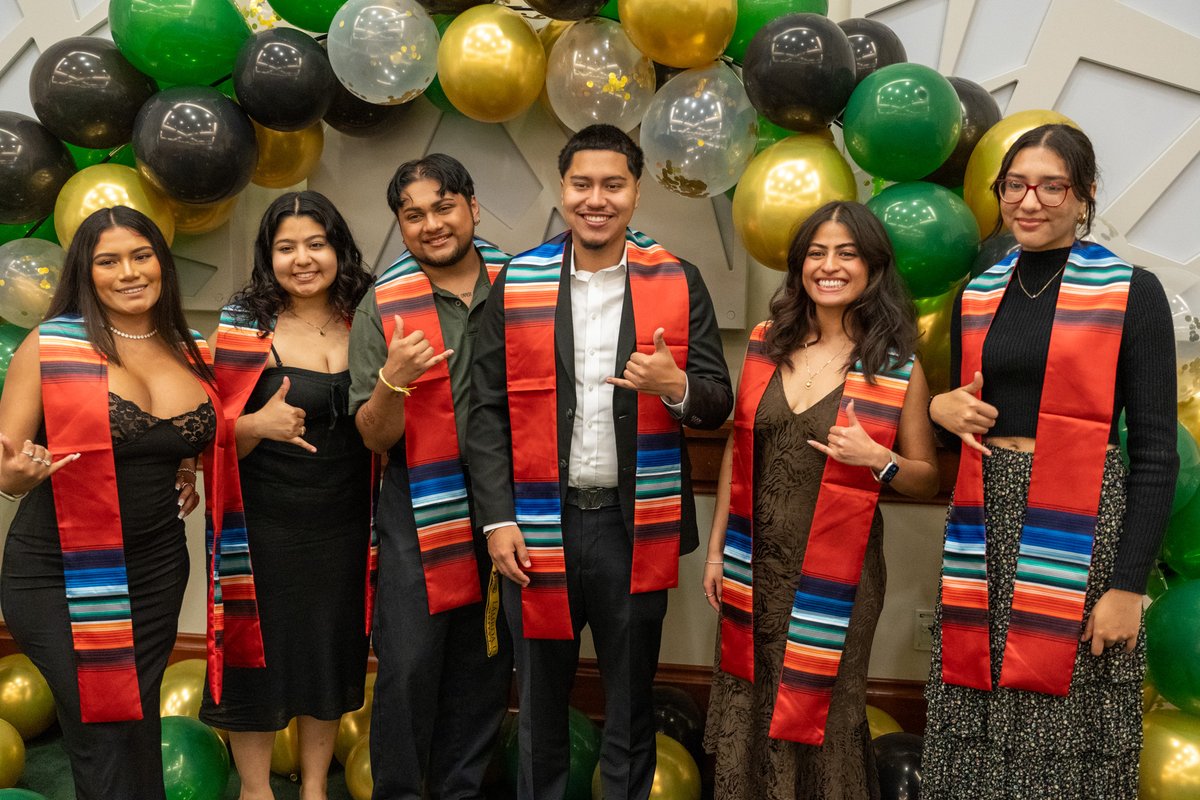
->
[577,487,606,510]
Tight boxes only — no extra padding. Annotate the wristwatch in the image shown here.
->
[873,452,900,484]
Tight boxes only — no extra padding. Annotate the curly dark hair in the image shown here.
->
[44,205,213,382]
[228,191,372,331]
[764,201,916,380]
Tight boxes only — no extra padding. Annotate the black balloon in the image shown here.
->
[874,732,923,800]
[922,76,1003,188]
[416,0,492,12]
[838,18,907,85]
[971,230,1018,277]
[653,62,686,90]
[743,13,856,132]
[132,87,258,204]
[0,112,75,224]
[233,28,336,132]
[29,36,157,149]
[527,0,608,20]
[323,78,413,137]
[651,686,703,764]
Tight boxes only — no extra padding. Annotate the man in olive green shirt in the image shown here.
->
[348,154,511,800]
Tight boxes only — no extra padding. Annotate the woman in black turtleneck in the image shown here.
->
[921,124,1177,799]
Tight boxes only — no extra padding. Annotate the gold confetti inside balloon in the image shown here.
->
[237,0,282,30]
[54,164,175,248]
[327,0,440,105]
[545,18,654,133]
[0,239,65,329]
[619,0,736,68]
[437,5,546,123]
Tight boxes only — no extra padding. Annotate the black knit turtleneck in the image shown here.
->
[943,244,1178,593]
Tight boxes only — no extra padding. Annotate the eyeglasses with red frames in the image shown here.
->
[995,178,1074,207]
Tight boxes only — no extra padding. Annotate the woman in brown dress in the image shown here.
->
[702,201,938,800]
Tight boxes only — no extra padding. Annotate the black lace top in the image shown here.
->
[109,392,216,449]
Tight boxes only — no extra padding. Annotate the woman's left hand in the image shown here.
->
[808,400,890,470]
[175,463,200,519]
[1081,588,1142,656]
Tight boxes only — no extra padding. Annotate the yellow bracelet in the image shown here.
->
[378,367,414,396]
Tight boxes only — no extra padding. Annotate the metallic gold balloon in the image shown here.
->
[0,654,55,741]
[865,705,903,739]
[159,658,206,719]
[618,0,736,68]
[251,121,325,190]
[169,196,241,236]
[53,164,175,248]
[1141,709,1200,800]
[649,733,700,800]
[962,109,1077,238]
[732,135,857,270]
[0,718,24,788]
[334,687,373,765]
[437,5,546,123]
[914,280,963,398]
[345,735,373,800]
[270,718,301,777]
[1144,680,1164,714]
[1180,397,1200,447]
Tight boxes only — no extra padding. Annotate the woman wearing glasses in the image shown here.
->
[922,124,1177,798]
[199,191,374,800]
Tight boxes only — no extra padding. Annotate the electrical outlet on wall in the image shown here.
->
[913,608,935,651]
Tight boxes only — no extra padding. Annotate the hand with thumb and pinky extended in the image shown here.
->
[0,431,79,496]
[247,375,317,453]
[929,371,996,455]
[606,326,686,403]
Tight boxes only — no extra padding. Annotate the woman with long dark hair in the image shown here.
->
[199,190,373,800]
[922,124,1177,798]
[0,206,219,798]
[703,201,938,799]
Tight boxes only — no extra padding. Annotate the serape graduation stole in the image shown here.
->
[375,238,507,614]
[39,316,232,721]
[503,229,689,639]
[718,323,913,743]
[940,240,1131,695]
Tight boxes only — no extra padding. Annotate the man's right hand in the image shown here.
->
[488,524,530,586]
[929,371,997,455]
[381,314,453,389]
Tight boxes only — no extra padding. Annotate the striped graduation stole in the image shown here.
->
[39,316,233,721]
[375,238,507,614]
[504,229,689,639]
[940,240,1131,695]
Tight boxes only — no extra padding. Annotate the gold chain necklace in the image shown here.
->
[803,340,849,389]
[1015,264,1066,299]
[287,308,339,336]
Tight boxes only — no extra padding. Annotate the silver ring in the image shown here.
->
[704,592,712,598]
[35,457,51,466]
[20,451,34,460]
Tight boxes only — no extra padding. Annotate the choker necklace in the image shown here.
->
[802,339,849,389]
[108,325,157,341]
[1016,264,1066,299]
[287,309,339,336]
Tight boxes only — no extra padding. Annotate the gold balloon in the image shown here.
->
[1144,680,1164,714]
[962,109,1077,238]
[334,686,373,765]
[914,280,962,398]
[437,5,546,123]
[1180,396,1200,446]
[865,705,904,740]
[732,135,857,271]
[345,735,373,800]
[0,654,56,741]
[270,717,300,777]
[54,164,175,248]
[619,0,736,68]
[252,121,325,190]
[0,718,24,788]
[159,658,207,719]
[1141,709,1200,800]
[169,195,241,236]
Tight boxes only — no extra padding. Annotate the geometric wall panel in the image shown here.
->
[1127,152,1200,264]
[1120,0,1200,40]
[955,0,1052,82]
[869,0,949,69]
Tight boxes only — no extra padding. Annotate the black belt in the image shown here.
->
[565,486,620,510]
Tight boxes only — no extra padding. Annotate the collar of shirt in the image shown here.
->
[569,241,628,281]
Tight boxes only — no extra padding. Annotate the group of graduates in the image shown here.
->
[0,121,1178,800]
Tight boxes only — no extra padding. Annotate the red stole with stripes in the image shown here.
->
[504,230,689,639]
[375,257,503,614]
[941,241,1131,694]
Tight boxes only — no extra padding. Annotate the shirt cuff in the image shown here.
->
[483,521,515,535]
[661,374,689,418]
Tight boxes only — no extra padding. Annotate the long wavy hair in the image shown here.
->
[764,201,916,380]
[43,205,213,382]
[229,191,371,330]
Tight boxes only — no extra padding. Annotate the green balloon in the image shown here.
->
[1146,579,1200,715]
[1147,562,1186,602]
[755,115,793,154]
[160,716,230,800]
[424,16,463,116]
[110,0,252,86]
[0,791,49,799]
[843,62,962,182]
[1164,491,1200,579]
[505,707,600,800]
[598,0,620,21]
[866,181,979,299]
[270,0,345,33]
[0,216,57,247]
[0,325,27,391]
[1119,414,1200,516]
[67,143,137,171]
[725,0,829,64]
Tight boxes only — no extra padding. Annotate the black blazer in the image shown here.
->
[468,241,732,557]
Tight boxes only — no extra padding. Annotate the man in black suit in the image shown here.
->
[469,124,732,799]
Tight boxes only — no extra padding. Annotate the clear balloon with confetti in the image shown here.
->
[545,18,655,133]
[0,238,65,328]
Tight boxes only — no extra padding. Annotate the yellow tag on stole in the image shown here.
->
[485,566,500,657]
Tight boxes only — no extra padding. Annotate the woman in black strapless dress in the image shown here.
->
[0,206,218,799]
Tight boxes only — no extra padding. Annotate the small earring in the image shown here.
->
[1077,212,1086,225]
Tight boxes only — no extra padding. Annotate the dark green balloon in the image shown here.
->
[726,1,829,64]
[1118,414,1200,517]
[0,324,26,390]
[160,716,230,800]
[1146,579,1200,715]
[423,15,463,117]
[110,0,252,86]
[263,0,344,33]
[1147,562,1186,602]
[0,791,49,799]
[1164,490,1200,579]
[598,0,620,21]
[843,62,962,182]
[0,216,58,246]
[67,142,137,171]
[504,707,599,800]
[866,181,979,298]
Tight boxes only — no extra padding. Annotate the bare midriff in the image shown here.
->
[984,436,1119,454]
